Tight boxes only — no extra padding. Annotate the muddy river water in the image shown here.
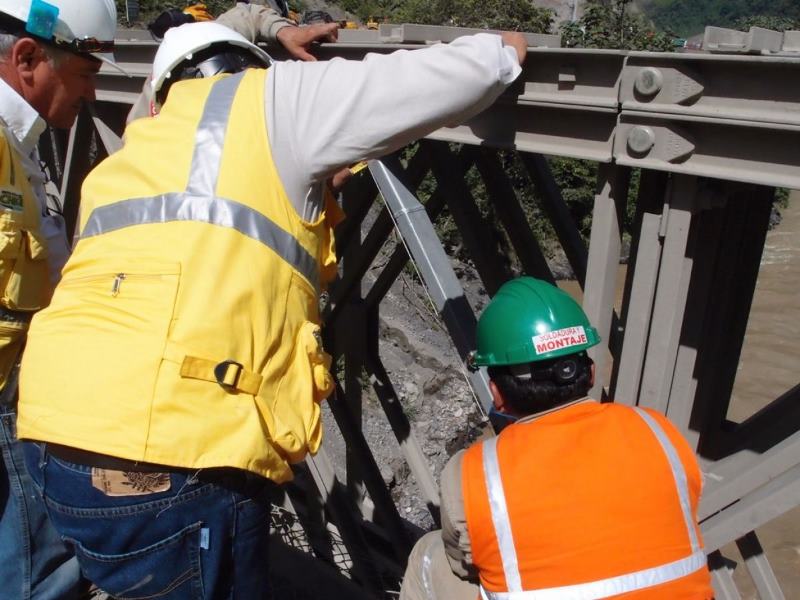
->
[725,193,800,597]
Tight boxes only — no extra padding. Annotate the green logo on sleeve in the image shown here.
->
[0,190,23,211]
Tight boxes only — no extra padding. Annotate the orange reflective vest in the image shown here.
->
[462,401,713,599]
[19,69,341,482]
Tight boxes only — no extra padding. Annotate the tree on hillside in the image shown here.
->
[335,0,394,23]
[392,0,553,33]
[562,0,674,51]
[334,0,553,33]
[116,0,235,24]
[733,15,800,33]
[643,0,800,37]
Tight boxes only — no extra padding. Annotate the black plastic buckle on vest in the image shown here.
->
[214,360,243,391]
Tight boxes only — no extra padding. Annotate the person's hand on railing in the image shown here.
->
[500,32,528,66]
[276,22,339,61]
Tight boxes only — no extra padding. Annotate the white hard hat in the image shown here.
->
[0,0,123,72]
[151,22,272,97]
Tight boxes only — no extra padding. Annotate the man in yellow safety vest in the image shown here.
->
[17,20,528,598]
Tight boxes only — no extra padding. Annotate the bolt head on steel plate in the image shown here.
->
[627,126,656,155]
[635,67,664,97]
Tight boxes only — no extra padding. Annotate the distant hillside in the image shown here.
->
[638,0,800,37]
[118,0,798,37]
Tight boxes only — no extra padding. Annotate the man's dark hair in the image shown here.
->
[488,352,593,416]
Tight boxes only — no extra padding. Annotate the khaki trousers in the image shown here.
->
[400,531,479,600]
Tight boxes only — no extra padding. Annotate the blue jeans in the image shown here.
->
[0,409,82,600]
[23,443,274,599]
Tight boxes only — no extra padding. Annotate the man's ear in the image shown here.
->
[489,380,507,412]
[590,362,595,387]
[11,38,45,83]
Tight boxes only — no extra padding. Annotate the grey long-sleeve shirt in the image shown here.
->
[266,33,521,220]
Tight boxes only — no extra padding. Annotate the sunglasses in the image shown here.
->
[57,37,115,54]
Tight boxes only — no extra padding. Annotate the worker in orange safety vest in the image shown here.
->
[400,276,714,600]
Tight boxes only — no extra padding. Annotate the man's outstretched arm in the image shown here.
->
[267,32,528,219]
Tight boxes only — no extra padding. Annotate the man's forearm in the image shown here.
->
[217,3,294,44]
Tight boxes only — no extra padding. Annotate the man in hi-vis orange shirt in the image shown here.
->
[401,277,713,600]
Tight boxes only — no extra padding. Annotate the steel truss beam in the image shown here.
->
[103,29,800,188]
[368,157,493,412]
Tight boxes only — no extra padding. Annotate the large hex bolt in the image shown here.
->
[634,67,663,97]
[627,126,656,155]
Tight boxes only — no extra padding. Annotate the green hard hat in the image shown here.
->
[472,277,600,367]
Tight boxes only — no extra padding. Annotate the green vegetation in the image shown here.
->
[563,0,673,51]
[639,0,800,37]
[363,0,554,32]
[732,15,800,33]
[115,1,231,25]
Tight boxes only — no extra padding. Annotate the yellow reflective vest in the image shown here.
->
[18,69,339,482]
[0,126,51,391]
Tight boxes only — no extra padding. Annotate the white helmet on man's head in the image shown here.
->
[0,0,121,70]
[151,22,272,102]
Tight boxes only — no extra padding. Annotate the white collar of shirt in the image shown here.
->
[0,76,47,154]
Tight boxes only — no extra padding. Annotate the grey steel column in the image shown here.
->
[638,174,698,413]
[647,180,728,438]
[473,149,555,283]
[708,551,744,600]
[737,532,786,600]
[368,158,493,413]
[584,164,629,399]
[428,142,512,295]
[304,450,385,595]
[520,153,589,285]
[611,170,668,405]
[365,306,441,518]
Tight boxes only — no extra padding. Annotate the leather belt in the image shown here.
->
[47,443,182,473]
[45,444,274,495]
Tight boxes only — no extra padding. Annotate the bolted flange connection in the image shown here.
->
[634,67,664,97]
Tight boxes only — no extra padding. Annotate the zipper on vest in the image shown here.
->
[111,273,126,297]
[58,266,180,291]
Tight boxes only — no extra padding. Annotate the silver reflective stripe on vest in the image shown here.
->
[186,71,243,198]
[482,436,523,592]
[82,193,319,288]
[632,407,701,553]
[80,72,319,290]
[478,408,706,599]
[481,551,707,600]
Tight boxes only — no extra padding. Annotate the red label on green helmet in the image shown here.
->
[533,326,588,355]
[472,276,600,367]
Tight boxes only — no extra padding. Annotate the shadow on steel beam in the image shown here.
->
[685,184,795,460]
